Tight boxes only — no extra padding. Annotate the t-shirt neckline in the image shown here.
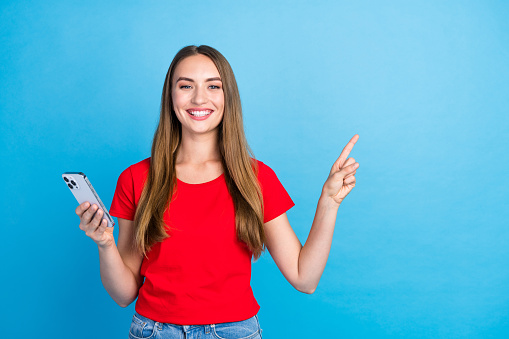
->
[176,173,225,186]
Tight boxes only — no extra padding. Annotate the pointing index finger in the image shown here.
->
[335,134,359,169]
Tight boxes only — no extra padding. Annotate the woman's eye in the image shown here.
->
[180,85,191,89]
[209,85,221,89]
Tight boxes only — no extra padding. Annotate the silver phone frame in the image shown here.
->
[63,172,115,227]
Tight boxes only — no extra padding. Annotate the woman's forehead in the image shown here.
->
[174,54,220,81]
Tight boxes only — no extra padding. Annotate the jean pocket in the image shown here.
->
[211,315,261,339]
[128,313,157,339]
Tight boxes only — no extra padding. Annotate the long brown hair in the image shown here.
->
[134,45,265,259]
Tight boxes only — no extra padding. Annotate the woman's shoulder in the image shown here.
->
[251,158,294,213]
[252,158,267,171]
[252,158,278,180]
[130,157,151,172]
[118,157,151,179]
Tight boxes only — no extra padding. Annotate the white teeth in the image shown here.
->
[188,110,212,117]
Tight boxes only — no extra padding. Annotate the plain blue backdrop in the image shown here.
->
[1,1,508,338]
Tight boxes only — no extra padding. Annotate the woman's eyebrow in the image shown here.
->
[176,77,222,83]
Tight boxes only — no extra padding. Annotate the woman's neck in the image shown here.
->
[175,131,223,184]
[176,131,221,165]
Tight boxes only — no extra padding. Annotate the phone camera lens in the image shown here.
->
[71,180,76,186]
[68,184,73,189]
[64,177,69,182]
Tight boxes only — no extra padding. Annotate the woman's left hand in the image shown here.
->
[322,134,360,206]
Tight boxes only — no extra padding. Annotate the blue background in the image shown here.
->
[1,1,508,338]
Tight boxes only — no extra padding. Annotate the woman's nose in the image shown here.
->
[191,86,207,105]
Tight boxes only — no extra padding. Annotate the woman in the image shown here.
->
[76,45,359,338]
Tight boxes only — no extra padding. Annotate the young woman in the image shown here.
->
[76,45,359,339]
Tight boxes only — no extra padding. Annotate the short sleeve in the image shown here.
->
[257,161,295,223]
[110,166,136,220]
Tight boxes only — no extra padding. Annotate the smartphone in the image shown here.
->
[62,172,115,227]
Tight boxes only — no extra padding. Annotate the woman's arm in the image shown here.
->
[76,203,143,307]
[264,135,359,294]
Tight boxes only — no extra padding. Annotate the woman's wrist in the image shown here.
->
[97,237,116,251]
[319,190,341,210]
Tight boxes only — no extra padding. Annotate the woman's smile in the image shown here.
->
[187,108,214,120]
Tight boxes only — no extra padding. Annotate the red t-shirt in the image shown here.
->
[109,158,294,325]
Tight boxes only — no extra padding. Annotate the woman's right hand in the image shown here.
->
[76,202,115,248]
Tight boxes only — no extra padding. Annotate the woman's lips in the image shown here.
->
[187,109,213,121]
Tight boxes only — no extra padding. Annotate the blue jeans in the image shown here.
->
[128,312,263,339]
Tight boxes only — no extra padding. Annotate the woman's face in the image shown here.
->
[171,54,225,137]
